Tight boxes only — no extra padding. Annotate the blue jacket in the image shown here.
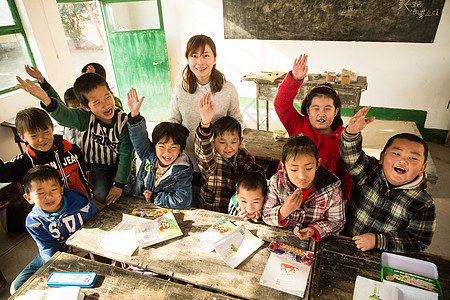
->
[128,115,194,208]
[26,188,99,261]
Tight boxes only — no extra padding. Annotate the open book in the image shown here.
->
[195,217,237,251]
[100,212,182,255]
[213,224,263,268]
[259,251,312,297]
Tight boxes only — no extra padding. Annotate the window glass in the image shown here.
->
[0,0,15,26]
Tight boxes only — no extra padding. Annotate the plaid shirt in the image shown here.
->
[263,166,345,241]
[194,125,264,213]
[340,130,436,253]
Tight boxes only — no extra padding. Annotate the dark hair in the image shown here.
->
[383,133,429,162]
[81,62,107,79]
[300,83,343,130]
[213,116,241,139]
[152,122,190,151]
[15,107,53,136]
[236,171,267,198]
[73,73,110,107]
[63,87,80,107]
[282,134,319,165]
[182,34,225,94]
[23,165,62,194]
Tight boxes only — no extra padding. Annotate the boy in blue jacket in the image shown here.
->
[127,88,193,208]
[10,166,99,294]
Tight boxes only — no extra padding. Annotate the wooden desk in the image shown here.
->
[309,235,450,299]
[241,73,368,130]
[10,251,236,300]
[66,194,315,299]
[1,118,24,154]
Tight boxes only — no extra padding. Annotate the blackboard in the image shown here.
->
[223,0,446,43]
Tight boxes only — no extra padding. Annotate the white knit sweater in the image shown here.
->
[168,80,243,171]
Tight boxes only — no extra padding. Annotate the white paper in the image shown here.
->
[213,224,263,268]
[383,280,439,300]
[15,286,83,300]
[99,214,148,256]
[259,252,311,297]
[134,212,182,247]
[195,217,237,251]
[353,276,399,300]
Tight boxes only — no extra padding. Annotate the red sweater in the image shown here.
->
[274,72,352,200]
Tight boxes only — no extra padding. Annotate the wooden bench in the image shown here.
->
[10,251,237,299]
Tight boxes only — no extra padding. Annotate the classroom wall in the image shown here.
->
[1,0,449,161]
[162,0,450,131]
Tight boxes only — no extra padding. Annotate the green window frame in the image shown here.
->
[0,0,36,94]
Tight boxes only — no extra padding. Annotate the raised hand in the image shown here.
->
[16,76,51,106]
[294,226,315,240]
[279,188,303,221]
[346,106,376,134]
[198,92,215,126]
[24,65,45,83]
[127,88,144,118]
[292,54,308,81]
[84,65,96,74]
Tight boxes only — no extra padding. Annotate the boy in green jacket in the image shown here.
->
[17,73,134,205]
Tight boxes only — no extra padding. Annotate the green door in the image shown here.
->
[101,0,171,121]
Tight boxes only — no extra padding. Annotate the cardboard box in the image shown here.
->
[341,74,350,84]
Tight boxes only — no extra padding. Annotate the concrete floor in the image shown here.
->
[0,113,448,299]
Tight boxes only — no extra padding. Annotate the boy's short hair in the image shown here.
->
[63,87,80,107]
[73,73,110,107]
[23,165,62,194]
[81,62,106,79]
[152,122,190,151]
[213,116,241,139]
[15,107,53,136]
[236,171,267,198]
[282,134,319,165]
[383,133,429,162]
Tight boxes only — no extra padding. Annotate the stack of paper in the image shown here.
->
[131,208,172,219]
[100,212,182,255]
[15,286,83,300]
[259,252,312,297]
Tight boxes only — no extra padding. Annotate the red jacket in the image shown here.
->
[274,72,352,200]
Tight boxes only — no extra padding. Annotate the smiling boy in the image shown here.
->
[340,106,435,253]
[195,93,264,213]
[16,73,134,205]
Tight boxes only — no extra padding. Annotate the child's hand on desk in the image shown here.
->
[127,88,144,118]
[143,190,152,203]
[279,188,302,222]
[292,54,308,81]
[352,233,376,251]
[346,106,376,135]
[294,226,315,240]
[198,93,215,127]
[24,65,45,83]
[105,186,122,205]
[16,76,52,106]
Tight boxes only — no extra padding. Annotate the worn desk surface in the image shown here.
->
[243,119,438,184]
[309,235,450,300]
[66,194,315,299]
[10,251,237,300]
[241,73,367,130]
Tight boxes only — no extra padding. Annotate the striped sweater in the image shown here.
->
[42,98,134,185]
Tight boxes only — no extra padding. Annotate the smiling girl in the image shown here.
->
[263,135,345,242]
[274,54,352,200]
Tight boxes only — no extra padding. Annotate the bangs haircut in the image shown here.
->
[73,73,110,107]
[236,171,267,198]
[152,122,190,151]
[63,87,79,107]
[383,133,429,162]
[213,116,241,139]
[82,62,106,79]
[282,134,319,165]
[182,34,225,94]
[300,83,343,130]
[15,107,53,136]
[23,165,62,194]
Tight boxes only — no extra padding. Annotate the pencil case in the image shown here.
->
[380,252,442,298]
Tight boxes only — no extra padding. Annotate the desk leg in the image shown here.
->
[266,100,269,131]
[353,92,362,115]
[256,85,260,130]
[11,127,24,154]
[0,269,6,288]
